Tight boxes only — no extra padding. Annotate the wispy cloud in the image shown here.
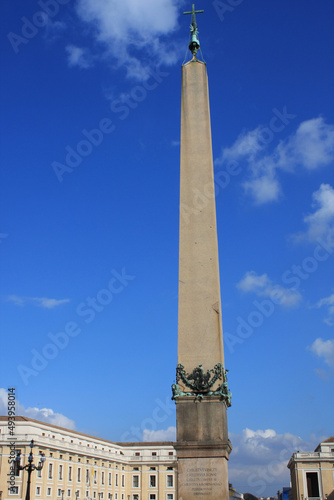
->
[44,19,66,43]
[0,388,76,430]
[66,45,93,69]
[309,338,334,367]
[218,117,334,205]
[227,428,322,496]
[275,117,334,171]
[237,271,302,307]
[293,184,334,243]
[73,0,181,80]
[142,426,176,442]
[316,293,334,326]
[7,295,70,309]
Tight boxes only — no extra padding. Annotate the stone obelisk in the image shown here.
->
[172,5,232,500]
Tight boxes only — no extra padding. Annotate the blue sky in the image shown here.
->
[1,0,334,496]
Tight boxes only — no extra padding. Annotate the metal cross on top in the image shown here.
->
[183,4,204,26]
[183,4,204,57]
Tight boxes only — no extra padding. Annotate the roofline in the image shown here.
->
[0,416,175,448]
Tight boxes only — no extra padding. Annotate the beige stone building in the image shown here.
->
[0,417,176,500]
[288,437,334,500]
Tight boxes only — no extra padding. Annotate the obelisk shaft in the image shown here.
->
[175,59,231,500]
[178,60,224,375]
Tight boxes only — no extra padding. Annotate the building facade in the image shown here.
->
[288,438,334,500]
[0,417,176,500]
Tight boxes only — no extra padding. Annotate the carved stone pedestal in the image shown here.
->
[175,396,232,500]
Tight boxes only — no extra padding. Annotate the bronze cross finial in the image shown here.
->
[183,4,204,26]
[183,4,204,57]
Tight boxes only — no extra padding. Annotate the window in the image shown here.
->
[168,452,173,456]
[9,487,18,495]
[36,487,41,495]
[167,495,173,500]
[167,475,173,487]
[132,475,139,488]
[93,492,96,499]
[59,465,63,480]
[60,455,63,459]
[69,466,73,481]
[149,476,156,488]
[133,467,139,471]
[47,488,52,496]
[306,472,320,498]
[152,452,156,456]
[132,496,139,500]
[108,472,112,486]
[67,491,71,497]
[135,452,140,456]
[50,453,53,457]
[150,467,156,471]
[102,471,105,485]
[150,495,156,500]
[121,475,124,487]
[78,468,82,482]
[37,468,42,478]
[115,474,119,487]
[94,470,97,484]
[48,464,53,479]
[58,489,62,496]
[86,469,90,484]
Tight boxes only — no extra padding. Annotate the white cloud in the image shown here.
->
[7,295,70,309]
[142,426,176,442]
[309,338,334,367]
[297,184,334,242]
[228,428,321,496]
[243,169,281,205]
[217,126,266,165]
[316,293,334,325]
[237,271,302,307]
[276,117,334,170]
[74,0,181,80]
[0,388,76,430]
[217,117,334,204]
[66,45,93,69]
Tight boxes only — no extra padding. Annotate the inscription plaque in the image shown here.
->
[178,457,229,500]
